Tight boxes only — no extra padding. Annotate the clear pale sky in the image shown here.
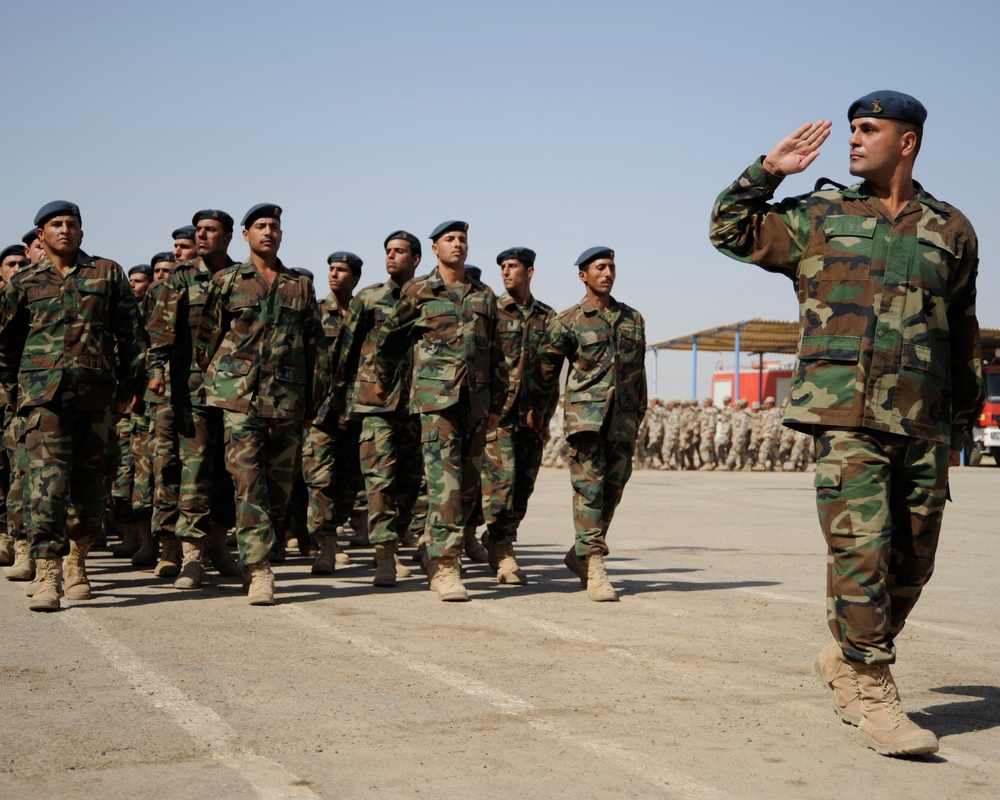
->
[5,0,997,398]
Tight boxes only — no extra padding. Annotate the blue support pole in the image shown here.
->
[691,339,698,399]
[734,326,741,402]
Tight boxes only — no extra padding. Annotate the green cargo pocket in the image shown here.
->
[813,460,842,489]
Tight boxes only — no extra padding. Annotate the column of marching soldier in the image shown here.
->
[0,202,647,611]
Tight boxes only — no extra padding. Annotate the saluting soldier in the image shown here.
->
[196,204,327,605]
[530,246,646,602]
[0,201,144,611]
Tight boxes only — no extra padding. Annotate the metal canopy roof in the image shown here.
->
[647,319,1000,359]
[647,319,799,354]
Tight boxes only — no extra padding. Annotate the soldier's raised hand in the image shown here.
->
[762,120,832,177]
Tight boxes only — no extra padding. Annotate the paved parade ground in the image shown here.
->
[2,465,998,799]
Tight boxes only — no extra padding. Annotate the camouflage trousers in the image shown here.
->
[22,405,115,560]
[359,412,422,545]
[567,432,634,557]
[111,415,134,505]
[814,429,949,665]
[698,435,716,469]
[151,402,180,536]
[4,412,25,540]
[224,411,302,565]
[131,412,153,515]
[176,404,234,539]
[420,407,487,561]
[302,420,364,540]
[481,424,544,545]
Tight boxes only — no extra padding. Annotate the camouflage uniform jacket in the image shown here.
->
[146,256,237,407]
[0,252,144,412]
[533,296,647,442]
[195,259,327,421]
[332,278,412,419]
[710,158,984,448]
[310,293,350,429]
[373,267,506,420]
[496,291,557,428]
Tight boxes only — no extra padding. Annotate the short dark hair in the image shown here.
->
[894,120,922,159]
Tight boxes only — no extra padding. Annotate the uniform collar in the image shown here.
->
[843,179,950,215]
[579,294,618,316]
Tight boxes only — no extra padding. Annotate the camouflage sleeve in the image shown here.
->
[532,316,572,418]
[112,264,146,404]
[304,292,328,421]
[330,294,366,408]
[373,287,420,389]
[709,157,812,278]
[195,275,228,374]
[487,295,508,418]
[0,280,27,405]
[144,277,180,383]
[946,241,986,448]
[637,313,648,428]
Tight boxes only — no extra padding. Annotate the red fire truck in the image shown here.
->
[969,360,1000,466]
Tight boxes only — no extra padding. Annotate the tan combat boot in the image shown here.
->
[427,555,469,602]
[0,530,14,566]
[815,641,862,726]
[28,558,63,612]
[373,541,398,587]
[63,536,93,601]
[131,518,157,566]
[5,539,34,581]
[462,525,489,564]
[247,560,275,606]
[854,663,939,756]
[205,522,242,577]
[154,534,181,578]
[112,519,141,558]
[394,551,412,580]
[494,542,526,585]
[173,539,205,590]
[585,553,617,602]
[334,538,352,566]
[311,536,336,575]
[563,547,588,587]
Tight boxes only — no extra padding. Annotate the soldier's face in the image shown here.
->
[385,239,419,281]
[500,258,532,295]
[153,261,173,282]
[1,254,29,283]
[328,262,354,295]
[196,219,232,257]
[130,273,152,299]
[27,238,46,264]
[848,117,911,180]
[173,237,197,262]
[243,218,282,257]
[579,258,615,297]
[432,232,468,268]
[40,216,83,258]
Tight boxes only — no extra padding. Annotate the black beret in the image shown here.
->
[384,230,421,256]
[242,203,282,229]
[496,247,536,267]
[293,267,314,281]
[151,251,176,267]
[21,229,37,246]
[128,264,154,278]
[34,200,81,227]
[171,225,198,241]
[575,246,615,268]
[327,251,363,276]
[465,265,482,281]
[0,244,27,262]
[191,209,235,234]
[429,220,468,242]
[848,90,927,128]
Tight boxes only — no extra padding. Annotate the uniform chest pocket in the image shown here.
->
[226,294,260,315]
[578,327,610,371]
[820,215,875,281]
[279,294,305,320]
[617,325,643,359]
[423,301,457,342]
[27,286,61,304]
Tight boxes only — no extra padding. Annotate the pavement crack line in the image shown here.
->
[60,608,319,800]
[281,603,736,800]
